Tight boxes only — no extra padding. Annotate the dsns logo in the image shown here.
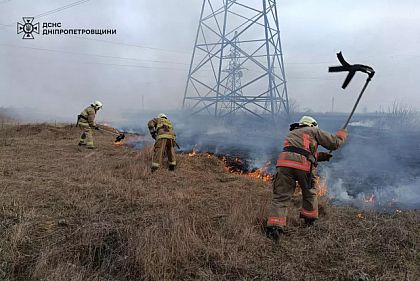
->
[17,17,40,39]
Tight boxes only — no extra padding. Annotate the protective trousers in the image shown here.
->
[267,167,318,228]
[151,138,176,169]
[78,122,94,148]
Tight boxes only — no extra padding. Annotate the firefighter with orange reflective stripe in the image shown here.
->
[147,113,177,172]
[266,116,348,240]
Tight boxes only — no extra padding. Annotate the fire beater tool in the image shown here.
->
[97,127,126,143]
[329,51,375,129]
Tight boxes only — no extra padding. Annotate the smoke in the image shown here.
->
[390,179,420,206]
[327,178,353,201]
[173,114,288,169]
[348,120,375,128]
[152,109,420,210]
[4,98,418,210]
[114,111,288,169]
[328,175,420,210]
[324,111,420,210]
[2,1,420,210]
[110,108,420,211]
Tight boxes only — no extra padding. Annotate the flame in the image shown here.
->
[295,182,303,196]
[245,161,273,182]
[363,194,375,204]
[189,148,198,157]
[356,213,365,219]
[187,150,271,181]
[113,141,124,146]
[222,157,272,182]
[314,176,328,197]
[294,176,327,197]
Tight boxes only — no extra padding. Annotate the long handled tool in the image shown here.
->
[329,52,375,129]
[97,127,125,142]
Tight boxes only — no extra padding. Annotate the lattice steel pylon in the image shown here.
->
[182,0,289,120]
[219,31,245,115]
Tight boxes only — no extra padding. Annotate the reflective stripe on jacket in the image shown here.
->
[276,126,346,171]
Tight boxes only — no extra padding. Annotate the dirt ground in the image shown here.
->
[0,123,419,281]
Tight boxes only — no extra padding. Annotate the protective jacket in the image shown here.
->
[147,117,176,140]
[277,126,347,172]
[78,106,96,127]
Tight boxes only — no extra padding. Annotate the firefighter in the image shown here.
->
[147,113,177,172]
[266,116,348,240]
[77,101,103,149]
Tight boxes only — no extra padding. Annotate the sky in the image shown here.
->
[0,0,420,121]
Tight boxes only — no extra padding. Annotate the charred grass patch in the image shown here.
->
[0,124,419,281]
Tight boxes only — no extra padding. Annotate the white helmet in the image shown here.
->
[93,100,103,109]
[158,113,167,119]
[299,116,318,127]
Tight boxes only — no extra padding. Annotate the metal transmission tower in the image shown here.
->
[182,0,289,120]
[220,31,245,115]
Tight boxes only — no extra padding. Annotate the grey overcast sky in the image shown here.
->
[0,0,419,121]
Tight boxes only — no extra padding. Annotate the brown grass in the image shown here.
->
[0,124,419,281]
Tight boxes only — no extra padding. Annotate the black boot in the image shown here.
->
[151,166,158,173]
[300,214,317,226]
[169,165,175,171]
[265,225,284,241]
[304,218,316,226]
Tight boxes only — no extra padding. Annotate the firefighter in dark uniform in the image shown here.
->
[266,116,348,239]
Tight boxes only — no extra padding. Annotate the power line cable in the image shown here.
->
[0,0,91,28]
[68,36,191,56]
[4,46,351,80]
[75,60,189,71]
[35,0,91,19]
[0,44,190,66]
[3,45,191,72]
[0,0,190,56]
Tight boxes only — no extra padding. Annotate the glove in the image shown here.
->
[317,152,333,162]
[336,129,348,140]
[149,127,156,139]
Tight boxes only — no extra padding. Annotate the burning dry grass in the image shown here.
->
[0,124,419,281]
[189,149,273,182]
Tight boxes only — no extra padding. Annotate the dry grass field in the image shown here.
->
[0,123,419,281]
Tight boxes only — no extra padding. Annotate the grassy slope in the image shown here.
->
[0,124,419,281]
